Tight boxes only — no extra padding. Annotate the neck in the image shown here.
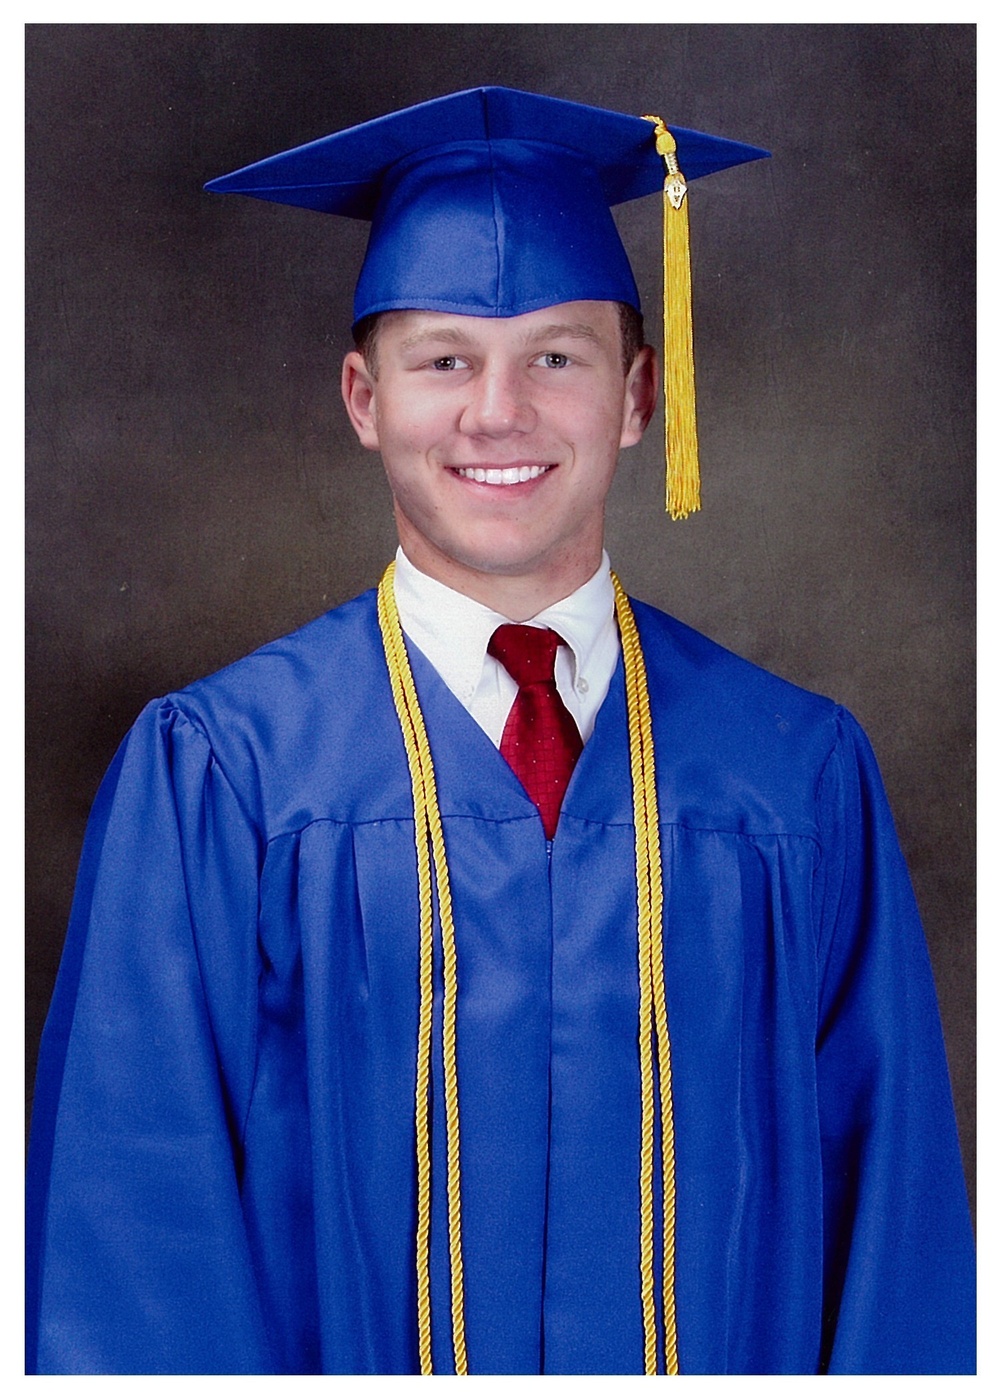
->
[396,535,605,622]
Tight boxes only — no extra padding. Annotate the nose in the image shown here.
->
[458,361,536,438]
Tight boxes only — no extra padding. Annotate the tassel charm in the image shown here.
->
[661,148,688,211]
[643,115,701,520]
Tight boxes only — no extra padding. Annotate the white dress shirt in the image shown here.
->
[392,547,620,747]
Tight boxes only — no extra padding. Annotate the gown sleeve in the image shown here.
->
[26,698,273,1374]
[813,709,975,1374]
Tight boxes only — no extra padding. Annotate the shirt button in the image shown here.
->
[577,676,589,694]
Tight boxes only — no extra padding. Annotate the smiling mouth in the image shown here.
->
[452,463,553,485]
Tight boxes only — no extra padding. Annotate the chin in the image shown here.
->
[442,532,555,579]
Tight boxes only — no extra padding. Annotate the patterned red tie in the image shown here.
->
[488,624,584,839]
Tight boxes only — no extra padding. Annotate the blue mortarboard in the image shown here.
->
[206,87,769,516]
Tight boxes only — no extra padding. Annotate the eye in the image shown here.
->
[431,355,467,371]
[535,352,570,369]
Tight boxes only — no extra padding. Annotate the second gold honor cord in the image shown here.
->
[377,564,679,1375]
[613,574,680,1375]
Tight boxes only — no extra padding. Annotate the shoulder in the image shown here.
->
[631,597,839,726]
[628,596,852,836]
[142,588,409,834]
[173,588,383,727]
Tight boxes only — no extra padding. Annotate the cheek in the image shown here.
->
[556,391,630,456]
[380,399,453,456]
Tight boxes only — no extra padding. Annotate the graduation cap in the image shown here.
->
[206,87,768,518]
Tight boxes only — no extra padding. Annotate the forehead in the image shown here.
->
[378,301,621,351]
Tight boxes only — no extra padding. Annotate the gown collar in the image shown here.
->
[403,623,634,831]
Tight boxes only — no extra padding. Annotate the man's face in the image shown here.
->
[342,301,655,605]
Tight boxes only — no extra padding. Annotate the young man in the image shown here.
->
[26,88,975,1375]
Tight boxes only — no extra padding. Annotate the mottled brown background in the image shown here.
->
[26,24,975,1208]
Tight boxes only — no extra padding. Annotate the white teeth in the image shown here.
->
[455,464,550,484]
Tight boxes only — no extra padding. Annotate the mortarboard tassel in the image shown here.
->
[643,116,700,519]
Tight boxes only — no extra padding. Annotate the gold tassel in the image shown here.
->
[643,116,700,520]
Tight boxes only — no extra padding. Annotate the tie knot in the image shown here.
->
[488,624,564,688]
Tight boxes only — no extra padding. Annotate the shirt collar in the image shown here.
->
[531,554,616,690]
[392,547,616,703]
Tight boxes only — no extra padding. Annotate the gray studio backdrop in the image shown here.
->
[26,24,975,1207]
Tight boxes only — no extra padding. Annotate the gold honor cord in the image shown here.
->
[612,575,679,1375]
[377,563,679,1375]
[377,564,468,1375]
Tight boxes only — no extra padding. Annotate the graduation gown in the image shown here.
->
[26,589,975,1374]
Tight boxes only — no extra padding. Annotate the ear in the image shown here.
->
[341,350,381,450]
[619,344,658,449]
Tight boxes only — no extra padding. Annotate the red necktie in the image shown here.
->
[488,624,584,839]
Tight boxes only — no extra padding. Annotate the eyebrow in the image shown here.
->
[523,322,602,346]
[397,321,602,352]
[397,326,475,352]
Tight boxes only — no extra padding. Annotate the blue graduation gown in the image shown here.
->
[26,589,975,1374]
